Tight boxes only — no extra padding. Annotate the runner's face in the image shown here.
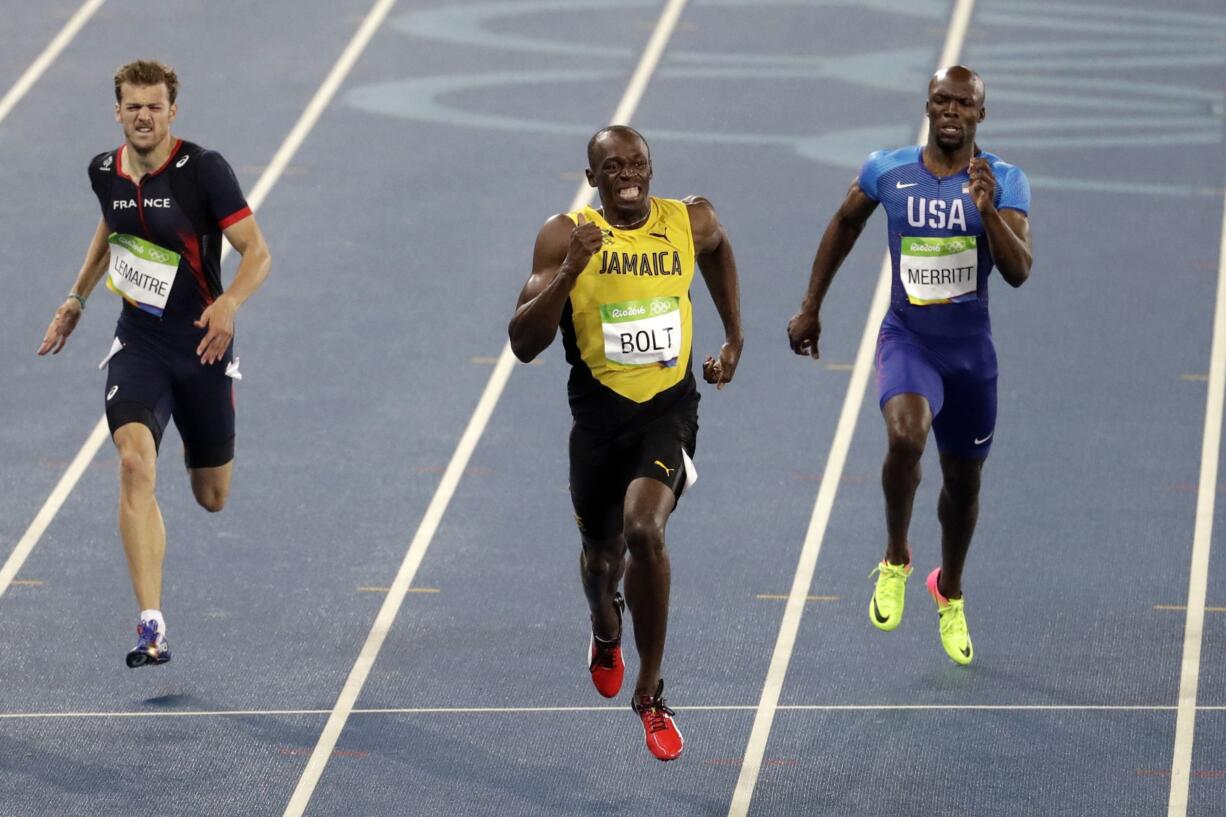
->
[115,83,176,154]
[925,76,983,151]
[587,134,652,216]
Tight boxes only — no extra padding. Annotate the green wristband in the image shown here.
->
[67,292,86,310]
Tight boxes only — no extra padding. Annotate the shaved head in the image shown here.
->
[930,65,985,105]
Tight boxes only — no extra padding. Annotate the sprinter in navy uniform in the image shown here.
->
[38,60,271,668]
[787,66,1032,666]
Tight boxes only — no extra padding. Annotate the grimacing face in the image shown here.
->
[587,132,653,215]
[926,73,984,151]
[115,82,177,155]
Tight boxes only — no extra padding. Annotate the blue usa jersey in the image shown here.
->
[858,145,1029,338]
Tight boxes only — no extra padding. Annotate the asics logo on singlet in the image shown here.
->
[107,385,118,400]
[176,154,190,168]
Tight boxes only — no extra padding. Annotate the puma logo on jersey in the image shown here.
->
[654,460,675,477]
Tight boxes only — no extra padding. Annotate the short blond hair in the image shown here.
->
[113,60,179,104]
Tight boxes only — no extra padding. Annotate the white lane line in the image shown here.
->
[725,2,976,815]
[1167,168,1226,817]
[0,0,113,600]
[0,0,106,127]
[0,0,398,599]
[0,420,109,599]
[0,703,1199,720]
[279,2,689,814]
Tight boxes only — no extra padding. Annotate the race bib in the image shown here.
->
[601,296,681,367]
[899,235,978,306]
[106,233,180,316]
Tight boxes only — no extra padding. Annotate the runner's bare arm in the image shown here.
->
[969,157,1031,287]
[686,197,743,389]
[194,214,272,365]
[37,217,111,355]
[787,181,879,359]
[508,213,603,362]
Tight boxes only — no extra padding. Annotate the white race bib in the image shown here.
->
[601,296,682,367]
[899,235,978,306]
[106,233,180,316]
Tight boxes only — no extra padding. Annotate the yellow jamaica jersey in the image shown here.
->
[559,197,698,426]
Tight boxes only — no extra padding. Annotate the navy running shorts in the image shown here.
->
[103,321,236,469]
[875,314,997,460]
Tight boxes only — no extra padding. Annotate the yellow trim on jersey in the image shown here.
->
[566,197,696,403]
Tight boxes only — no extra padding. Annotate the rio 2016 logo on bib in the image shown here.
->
[899,235,978,306]
[600,296,681,368]
[105,233,181,317]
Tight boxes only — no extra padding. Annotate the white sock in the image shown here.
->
[139,609,166,637]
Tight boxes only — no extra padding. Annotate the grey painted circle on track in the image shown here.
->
[394,0,948,61]
[348,0,1226,196]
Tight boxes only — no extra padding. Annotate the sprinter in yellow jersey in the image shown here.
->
[509,126,743,761]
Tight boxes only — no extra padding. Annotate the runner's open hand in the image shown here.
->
[703,338,741,390]
[787,308,822,359]
[968,157,996,214]
[562,213,604,277]
[194,293,237,365]
[37,299,83,355]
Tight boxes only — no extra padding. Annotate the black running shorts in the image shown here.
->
[568,402,698,541]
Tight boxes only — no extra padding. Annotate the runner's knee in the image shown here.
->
[885,428,926,464]
[623,517,666,561]
[581,537,624,576]
[117,449,155,492]
[942,470,981,506]
[194,485,227,513]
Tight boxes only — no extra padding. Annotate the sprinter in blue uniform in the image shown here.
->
[787,66,1032,665]
[38,60,271,668]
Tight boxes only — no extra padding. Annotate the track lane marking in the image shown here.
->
[0,0,106,127]
[725,2,977,814]
[1,702,1206,720]
[0,0,112,600]
[0,0,397,599]
[1167,164,1226,817]
[280,2,690,814]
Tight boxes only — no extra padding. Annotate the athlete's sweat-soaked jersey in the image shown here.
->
[858,145,1030,338]
[88,139,251,331]
[560,197,699,430]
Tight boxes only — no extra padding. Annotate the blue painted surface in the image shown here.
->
[0,0,1224,815]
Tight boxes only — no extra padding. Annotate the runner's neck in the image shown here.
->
[921,142,977,178]
[122,134,176,182]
